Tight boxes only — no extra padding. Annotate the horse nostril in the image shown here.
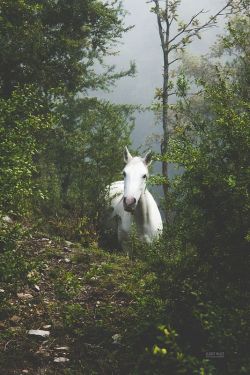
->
[123,197,136,207]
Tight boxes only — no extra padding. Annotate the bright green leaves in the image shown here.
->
[176,72,190,97]
[0,86,55,215]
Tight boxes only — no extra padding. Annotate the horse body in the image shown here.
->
[108,148,163,250]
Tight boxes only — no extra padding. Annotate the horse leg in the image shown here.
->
[118,214,132,256]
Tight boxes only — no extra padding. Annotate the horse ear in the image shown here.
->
[124,146,132,163]
[144,150,153,166]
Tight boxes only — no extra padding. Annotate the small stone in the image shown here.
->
[34,285,40,292]
[2,215,13,223]
[64,258,71,263]
[96,301,101,307]
[54,357,69,363]
[17,293,33,300]
[22,370,29,374]
[112,333,122,344]
[43,324,51,329]
[28,329,50,338]
[0,288,5,293]
[55,346,69,351]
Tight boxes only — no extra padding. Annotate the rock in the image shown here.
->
[55,346,69,351]
[43,324,51,329]
[22,370,29,374]
[112,333,122,344]
[2,215,13,224]
[17,293,33,300]
[0,288,5,293]
[34,284,40,292]
[54,357,69,363]
[28,329,50,338]
[64,258,71,263]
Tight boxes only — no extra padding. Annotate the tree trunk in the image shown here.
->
[161,1,170,216]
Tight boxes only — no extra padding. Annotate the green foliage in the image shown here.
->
[0,0,135,239]
[42,215,97,246]
[62,303,86,329]
[0,86,54,215]
[111,13,250,375]
[139,13,250,375]
[0,221,34,283]
[176,71,190,97]
[0,219,22,253]
[37,97,134,232]
[54,271,82,300]
[169,63,250,260]
[0,0,134,97]
[123,228,249,374]
[0,2,249,375]
[136,325,215,375]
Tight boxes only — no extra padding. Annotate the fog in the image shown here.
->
[96,0,227,149]
[92,0,229,207]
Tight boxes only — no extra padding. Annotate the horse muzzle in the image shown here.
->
[123,196,136,212]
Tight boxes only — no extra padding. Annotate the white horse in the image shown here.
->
[108,147,163,250]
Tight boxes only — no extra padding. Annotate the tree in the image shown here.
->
[0,0,135,98]
[134,11,250,374]
[0,86,54,216]
[37,97,134,224]
[168,7,250,264]
[0,0,136,236]
[149,0,233,214]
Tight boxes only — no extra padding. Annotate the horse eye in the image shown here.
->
[123,171,126,177]
[143,174,147,179]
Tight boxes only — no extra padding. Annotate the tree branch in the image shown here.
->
[169,0,233,47]
[169,57,181,66]
[168,9,205,45]
[153,0,166,52]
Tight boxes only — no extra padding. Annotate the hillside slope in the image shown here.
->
[0,233,160,375]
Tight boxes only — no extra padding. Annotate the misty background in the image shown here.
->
[95,0,227,146]
[92,0,228,204]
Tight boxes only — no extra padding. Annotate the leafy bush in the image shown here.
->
[44,215,97,245]
[125,232,250,375]
[136,325,215,375]
[0,86,54,216]
[0,219,30,283]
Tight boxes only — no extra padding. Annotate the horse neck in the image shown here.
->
[134,189,150,229]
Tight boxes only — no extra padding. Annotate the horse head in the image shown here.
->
[122,146,152,212]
